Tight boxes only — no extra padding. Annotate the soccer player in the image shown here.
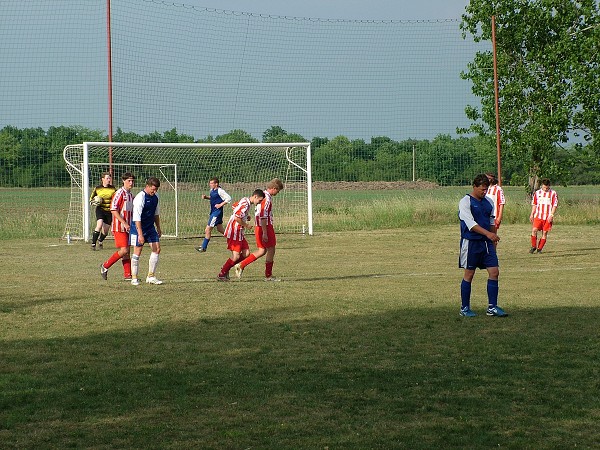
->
[130,177,163,285]
[217,189,265,281]
[100,172,135,281]
[195,177,231,253]
[234,178,284,281]
[90,172,116,250]
[529,178,558,254]
[485,172,506,230]
[458,173,507,318]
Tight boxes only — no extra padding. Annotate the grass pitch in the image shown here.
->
[1,224,599,448]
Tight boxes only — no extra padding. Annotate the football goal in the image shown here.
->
[63,142,312,241]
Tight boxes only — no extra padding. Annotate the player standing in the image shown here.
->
[529,178,558,254]
[90,172,116,250]
[100,172,135,281]
[458,174,507,318]
[217,189,265,281]
[195,177,231,253]
[234,178,284,281]
[130,177,163,285]
[485,172,506,230]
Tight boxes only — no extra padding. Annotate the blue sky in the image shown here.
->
[1,0,481,141]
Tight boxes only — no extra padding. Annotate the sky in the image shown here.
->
[1,0,480,141]
[183,0,470,21]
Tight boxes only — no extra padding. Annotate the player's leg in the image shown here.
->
[146,239,162,284]
[458,238,477,317]
[264,227,278,280]
[130,234,143,285]
[530,224,540,253]
[92,217,103,250]
[537,221,552,253]
[98,213,111,249]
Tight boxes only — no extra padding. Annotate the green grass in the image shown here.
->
[1,225,600,448]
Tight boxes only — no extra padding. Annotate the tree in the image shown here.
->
[460,0,599,190]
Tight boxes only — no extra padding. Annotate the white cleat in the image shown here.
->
[146,276,163,285]
[131,278,140,286]
[264,277,281,282]
[234,263,243,279]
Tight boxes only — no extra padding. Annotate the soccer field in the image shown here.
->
[1,224,599,448]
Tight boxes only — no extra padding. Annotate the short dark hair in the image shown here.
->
[146,176,160,188]
[252,189,265,199]
[473,173,490,188]
[210,177,219,184]
[541,178,551,186]
[121,172,135,180]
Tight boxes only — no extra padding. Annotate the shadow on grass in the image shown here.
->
[2,305,599,449]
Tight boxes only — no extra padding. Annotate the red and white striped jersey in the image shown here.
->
[532,188,558,220]
[486,185,506,220]
[255,190,274,226]
[224,197,251,241]
[110,187,134,233]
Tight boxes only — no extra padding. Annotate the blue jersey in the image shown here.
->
[209,187,231,214]
[131,190,160,236]
[458,194,495,241]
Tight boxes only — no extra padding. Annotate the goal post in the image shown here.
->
[63,142,313,241]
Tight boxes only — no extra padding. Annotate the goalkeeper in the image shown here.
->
[90,172,116,250]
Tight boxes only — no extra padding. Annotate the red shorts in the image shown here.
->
[255,224,276,248]
[113,231,129,248]
[227,237,249,253]
[533,217,553,232]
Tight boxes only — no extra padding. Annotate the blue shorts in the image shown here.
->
[130,228,160,247]
[459,238,498,270]
[207,209,223,227]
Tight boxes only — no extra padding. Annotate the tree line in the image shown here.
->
[0,124,598,188]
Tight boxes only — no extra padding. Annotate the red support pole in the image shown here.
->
[491,15,502,185]
[106,0,113,174]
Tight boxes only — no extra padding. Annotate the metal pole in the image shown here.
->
[106,0,113,175]
[491,15,502,185]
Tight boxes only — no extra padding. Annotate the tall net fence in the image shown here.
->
[1,0,497,239]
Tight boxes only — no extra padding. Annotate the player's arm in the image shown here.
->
[216,188,232,209]
[154,214,162,237]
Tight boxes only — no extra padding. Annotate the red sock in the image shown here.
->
[531,236,537,248]
[240,253,258,269]
[122,257,131,278]
[538,238,546,250]
[265,261,274,278]
[104,251,121,269]
[219,258,236,276]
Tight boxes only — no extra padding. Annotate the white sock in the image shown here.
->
[131,254,140,279]
[148,252,159,277]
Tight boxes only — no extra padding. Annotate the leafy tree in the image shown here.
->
[461,0,599,191]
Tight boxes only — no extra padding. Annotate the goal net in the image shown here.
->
[63,142,312,241]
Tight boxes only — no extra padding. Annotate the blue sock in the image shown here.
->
[460,279,471,309]
[202,237,210,250]
[487,279,499,307]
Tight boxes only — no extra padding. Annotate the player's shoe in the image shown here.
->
[234,263,243,279]
[459,307,476,317]
[100,264,108,280]
[91,244,96,251]
[536,249,543,254]
[98,242,103,250]
[131,278,140,286]
[217,274,230,282]
[124,276,132,281]
[529,247,536,254]
[486,305,508,317]
[195,246,206,253]
[146,276,163,285]
[264,277,280,282]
